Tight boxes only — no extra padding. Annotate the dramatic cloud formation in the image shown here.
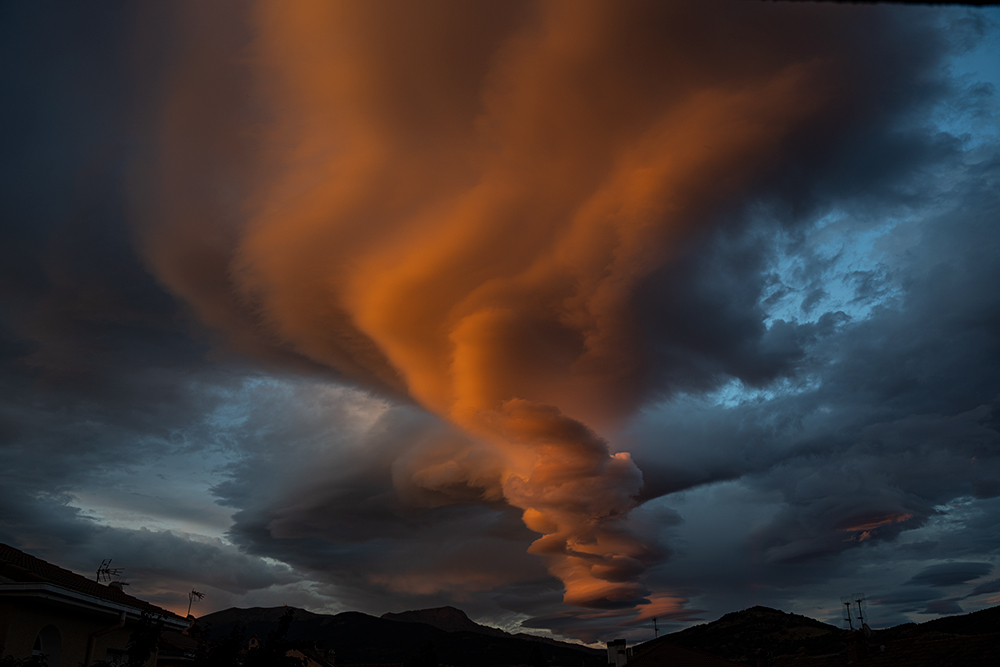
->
[134,0,969,613]
[2,0,999,644]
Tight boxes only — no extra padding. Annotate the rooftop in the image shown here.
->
[0,542,186,625]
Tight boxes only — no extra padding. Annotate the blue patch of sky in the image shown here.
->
[760,210,906,329]
[703,14,1000,413]
[696,209,913,409]
[932,9,1000,150]
[759,10,1000,335]
[705,375,822,409]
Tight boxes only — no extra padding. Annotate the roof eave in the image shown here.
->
[0,582,188,631]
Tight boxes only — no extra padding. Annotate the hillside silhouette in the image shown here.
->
[638,604,1000,667]
[196,603,1000,666]
[638,606,845,664]
[198,606,602,666]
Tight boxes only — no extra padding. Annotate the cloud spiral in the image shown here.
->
[136,0,947,609]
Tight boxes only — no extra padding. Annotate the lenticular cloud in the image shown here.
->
[137,0,938,609]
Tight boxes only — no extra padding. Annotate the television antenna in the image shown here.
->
[187,589,205,617]
[95,559,125,584]
[840,593,868,632]
[841,597,852,630]
[854,594,872,638]
[853,594,868,627]
[653,617,658,639]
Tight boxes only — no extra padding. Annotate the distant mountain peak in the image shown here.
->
[381,606,506,637]
[384,605,469,621]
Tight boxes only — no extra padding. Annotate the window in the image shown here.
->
[32,625,61,666]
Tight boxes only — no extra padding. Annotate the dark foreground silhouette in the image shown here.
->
[635,604,1000,667]
[193,603,1000,667]
[196,605,602,666]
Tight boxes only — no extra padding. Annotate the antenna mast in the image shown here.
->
[841,596,854,630]
[187,590,205,617]
[653,617,658,639]
[95,559,125,584]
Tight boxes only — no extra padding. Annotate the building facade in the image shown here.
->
[0,543,188,667]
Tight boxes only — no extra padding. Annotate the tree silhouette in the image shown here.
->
[0,648,47,667]
[243,608,305,667]
[192,607,305,667]
[408,641,438,667]
[192,621,244,667]
[88,610,164,667]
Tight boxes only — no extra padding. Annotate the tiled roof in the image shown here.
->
[0,542,183,620]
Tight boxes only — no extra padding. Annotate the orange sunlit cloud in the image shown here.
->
[836,513,915,533]
[626,593,700,625]
[838,512,914,542]
[139,0,854,609]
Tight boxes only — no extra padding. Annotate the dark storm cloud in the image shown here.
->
[966,577,1000,597]
[920,599,964,615]
[0,0,218,404]
[907,562,993,587]
[203,381,556,617]
[0,1,304,614]
[0,482,296,611]
[632,140,1000,483]
[1,0,189,495]
[634,231,851,399]
[872,588,943,610]
[632,50,966,406]
[618,36,1000,619]
[861,496,1000,568]
[44,522,298,599]
[620,158,1000,629]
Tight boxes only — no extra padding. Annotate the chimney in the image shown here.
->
[607,638,628,667]
[108,581,124,591]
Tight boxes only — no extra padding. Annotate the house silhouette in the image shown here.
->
[0,543,188,666]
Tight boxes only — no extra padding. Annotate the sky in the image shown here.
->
[1,0,1000,646]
